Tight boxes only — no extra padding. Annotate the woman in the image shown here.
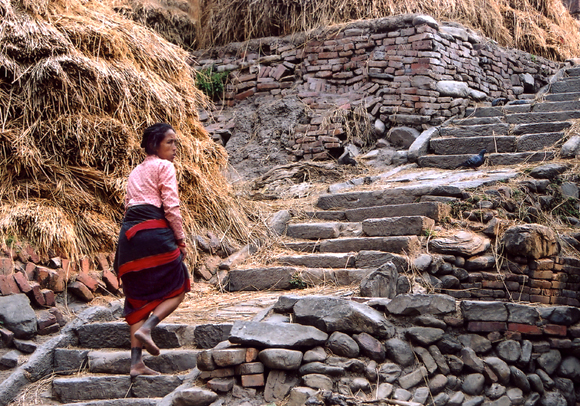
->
[114,123,190,377]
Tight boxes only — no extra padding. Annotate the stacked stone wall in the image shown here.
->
[193,14,561,161]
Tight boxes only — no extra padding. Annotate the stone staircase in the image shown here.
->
[417,66,580,169]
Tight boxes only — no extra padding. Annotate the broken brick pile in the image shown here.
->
[193,14,560,161]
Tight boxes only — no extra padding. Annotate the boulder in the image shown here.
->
[429,231,490,256]
[259,349,302,370]
[327,332,359,358]
[502,224,558,259]
[359,261,398,298]
[528,164,568,179]
[294,296,395,338]
[388,126,420,149]
[386,294,456,316]
[0,294,37,339]
[229,321,328,348]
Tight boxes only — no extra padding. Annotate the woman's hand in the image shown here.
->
[177,240,187,258]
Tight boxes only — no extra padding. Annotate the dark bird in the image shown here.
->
[491,97,508,106]
[456,149,487,169]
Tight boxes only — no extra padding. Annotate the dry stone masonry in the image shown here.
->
[193,14,560,162]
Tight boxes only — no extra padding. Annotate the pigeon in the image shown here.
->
[491,98,508,106]
[456,149,486,169]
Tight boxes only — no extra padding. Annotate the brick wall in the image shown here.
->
[193,14,561,161]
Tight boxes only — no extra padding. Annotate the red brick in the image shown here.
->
[38,323,60,335]
[37,310,57,329]
[529,270,554,280]
[241,374,265,387]
[68,281,94,302]
[530,259,554,270]
[256,82,279,91]
[467,321,507,333]
[35,266,51,287]
[529,295,551,304]
[25,262,36,280]
[13,272,31,293]
[508,323,542,335]
[76,272,99,291]
[529,280,551,289]
[504,331,521,341]
[48,269,66,293]
[80,257,91,273]
[0,258,13,276]
[245,348,259,363]
[102,269,119,293]
[28,281,46,306]
[235,88,255,101]
[0,326,14,346]
[482,280,505,289]
[23,244,40,264]
[96,253,109,271]
[42,289,55,307]
[0,275,17,295]
[543,324,567,336]
[49,308,66,326]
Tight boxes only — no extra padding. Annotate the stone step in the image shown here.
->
[277,253,356,268]
[57,349,199,375]
[543,92,580,101]
[452,116,503,126]
[53,375,183,403]
[511,121,572,135]
[531,100,580,112]
[362,216,434,237]
[417,151,555,169]
[430,135,516,155]
[550,78,580,93]
[58,400,160,406]
[225,266,374,291]
[286,222,362,240]
[504,110,580,124]
[75,322,195,349]
[516,132,565,152]
[316,186,462,210]
[318,235,420,254]
[439,123,509,138]
[465,104,530,117]
[567,67,580,76]
[304,211,346,221]
[344,202,450,222]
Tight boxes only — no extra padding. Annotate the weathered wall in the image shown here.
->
[193,14,561,162]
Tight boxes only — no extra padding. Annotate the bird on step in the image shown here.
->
[456,149,487,169]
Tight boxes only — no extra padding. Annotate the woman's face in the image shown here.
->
[156,129,177,162]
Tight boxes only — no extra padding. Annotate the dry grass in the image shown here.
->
[0,0,261,261]
[196,0,580,60]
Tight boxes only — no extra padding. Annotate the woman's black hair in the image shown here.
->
[141,123,174,155]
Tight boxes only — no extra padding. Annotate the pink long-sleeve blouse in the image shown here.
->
[125,155,185,241]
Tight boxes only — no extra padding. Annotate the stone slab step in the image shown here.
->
[286,222,362,240]
[567,67,580,77]
[362,216,434,237]
[76,322,195,349]
[277,253,356,268]
[417,151,555,169]
[319,235,420,254]
[304,211,346,221]
[543,92,580,102]
[53,374,183,402]
[465,105,530,117]
[511,121,572,135]
[58,400,160,406]
[276,250,410,271]
[344,202,450,222]
[550,78,580,93]
[504,110,580,124]
[439,123,509,138]
[531,100,580,112]
[55,348,199,375]
[516,132,564,152]
[452,116,503,126]
[430,135,516,155]
[316,186,462,210]
[225,266,374,291]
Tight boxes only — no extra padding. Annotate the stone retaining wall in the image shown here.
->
[192,14,561,161]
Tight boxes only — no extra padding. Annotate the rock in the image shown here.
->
[132,375,183,398]
[194,324,233,349]
[458,334,492,353]
[303,346,327,363]
[525,393,542,406]
[53,376,131,403]
[341,376,371,393]
[537,350,562,375]
[461,301,508,322]
[528,164,568,179]
[360,261,398,298]
[414,254,433,272]
[399,366,428,389]
[378,383,394,399]
[388,126,420,149]
[561,136,580,158]
[385,338,415,367]
[298,362,344,376]
[0,294,37,339]
[302,373,333,391]
[0,350,20,368]
[386,294,456,316]
[464,396,485,406]
[463,373,485,395]
[415,315,447,329]
[353,332,386,362]
[465,255,496,270]
[229,321,328,348]
[502,224,558,259]
[540,391,567,406]
[554,377,575,406]
[293,296,395,338]
[259,349,302,370]
[487,383,507,399]
[13,339,36,354]
[446,354,464,374]
[510,366,531,393]
[437,334,462,353]
[264,370,300,402]
[269,210,292,236]
[414,386,430,404]
[54,349,89,375]
[207,377,235,392]
[172,387,218,406]
[436,81,485,100]
[543,306,580,325]
[557,356,580,381]
[528,374,545,394]
[485,357,511,385]
[429,231,490,256]
[506,304,541,324]
[448,391,465,406]
[429,374,448,394]
[212,348,246,367]
[379,362,402,383]
[88,351,130,374]
[327,332,359,358]
[461,347,485,372]
[429,345,450,374]
[394,388,413,401]
[414,346,438,374]
[537,369,555,390]
[365,360,378,382]
[433,392,450,406]
[561,182,579,199]
[406,327,444,346]
[507,388,525,406]
[497,340,522,363]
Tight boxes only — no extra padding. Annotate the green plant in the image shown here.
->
[4,235,15,246]
[290,273,307,289]
[530,54,537,62]
[195,67,229,99]
[423,229,438,238]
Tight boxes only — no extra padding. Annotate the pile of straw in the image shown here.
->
[196,0,580,60]
[109,0,199,50]
[0,0,255,259]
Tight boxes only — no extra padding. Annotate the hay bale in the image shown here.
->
[0,0,255,259]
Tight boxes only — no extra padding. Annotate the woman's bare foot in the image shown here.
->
[134,329,160,356]
[130,361,160,378]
